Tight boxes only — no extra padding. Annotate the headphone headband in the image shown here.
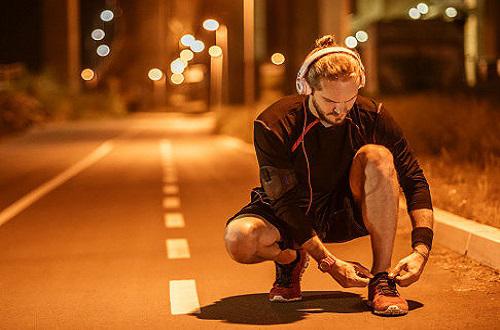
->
[296,46,366,95]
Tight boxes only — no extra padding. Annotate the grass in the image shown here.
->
[215,92,500,229]
[0,72,127,136]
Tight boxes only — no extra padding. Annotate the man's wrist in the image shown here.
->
[318,255,336,272]
[413,243,430,259]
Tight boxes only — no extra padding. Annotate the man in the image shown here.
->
[224,35,434,316]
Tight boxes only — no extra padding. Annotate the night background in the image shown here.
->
[0,0,498,328]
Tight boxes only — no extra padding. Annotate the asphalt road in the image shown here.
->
[0,112,498,329]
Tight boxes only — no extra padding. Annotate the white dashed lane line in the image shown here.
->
[166,239,191,259]
[161,139,201,315]
[165,213,185,228]
[163,184,179,195]
[163,196,181,209]
[169,280,201,315]
[163,174,178,184]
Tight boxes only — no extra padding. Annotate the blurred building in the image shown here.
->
[1,0,499,108]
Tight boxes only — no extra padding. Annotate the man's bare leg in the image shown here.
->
[349,144,399,274]
[224,216,297,264]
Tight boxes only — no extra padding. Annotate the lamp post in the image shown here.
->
[243,0,255,106]
[203,19,228,111]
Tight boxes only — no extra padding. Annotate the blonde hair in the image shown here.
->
[305,35,363,91]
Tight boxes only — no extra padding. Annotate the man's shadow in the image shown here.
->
[192,291,423,325]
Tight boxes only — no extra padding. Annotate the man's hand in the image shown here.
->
[389,249,428,287]
[327,258,373,288]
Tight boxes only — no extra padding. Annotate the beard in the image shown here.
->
[312,97,348,126]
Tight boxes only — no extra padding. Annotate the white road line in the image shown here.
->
[162,162,175,169]
[169,280,201,315]
[163,196,180,209]
[164,213,185,228]
[163,184,179,195]
[163,168,177,177]
[162,175,177,184]
[0,141,114,227]
[166,239,190,259]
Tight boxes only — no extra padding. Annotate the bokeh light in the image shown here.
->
[148,68,163,81]
[190,40,205,53]
[96,44,110,57]
[100,10,114,22]
[91,29,105,41]
[203,19,220,31]
[171,73,185,85]
[208,45,223,57]
[171,58,187,74]
[345,36,358,48]
[180,49,194,61]
[355,31,369,43]
[445,7,458,18]
[180,34,195,47]
[409,8,421,20]
[271,52,285,65]
[80,68,95,81]
[417,3,429,15]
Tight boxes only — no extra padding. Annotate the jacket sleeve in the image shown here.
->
[253,120,316,245]
[374,105,433,211]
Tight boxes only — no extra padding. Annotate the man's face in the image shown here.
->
[312,77,359,126]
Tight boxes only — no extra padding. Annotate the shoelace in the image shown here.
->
[376,277,399,296]
[274,254,301,288]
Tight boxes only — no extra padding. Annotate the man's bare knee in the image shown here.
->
[359,144,395,179]
[224,218,263,264]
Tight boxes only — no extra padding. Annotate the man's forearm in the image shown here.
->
[301,235,331,262]
[409,208,433,229]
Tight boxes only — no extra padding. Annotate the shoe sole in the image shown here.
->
[269,295,303,302]
[269,253,310,303]
[367,301,408,316]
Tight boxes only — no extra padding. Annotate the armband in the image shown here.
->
[259,166,298,200]
[411,227,434,251]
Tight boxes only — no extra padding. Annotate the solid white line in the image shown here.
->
[163,196,180,209]
[166,239,190,259]
[0,141,114,227]
[169,280,201,315]
[164,213,185,228]
[163,184,179,195]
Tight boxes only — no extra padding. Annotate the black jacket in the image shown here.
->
[254,94,432,245]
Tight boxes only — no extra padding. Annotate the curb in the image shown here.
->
[433,209,499,270]
[222,135,500,270]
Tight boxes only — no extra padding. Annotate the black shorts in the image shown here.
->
[226,184,369,249]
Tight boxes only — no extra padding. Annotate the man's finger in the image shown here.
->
[355,266,374,279]
[395,276,414,287]
[388,262,405,278]
[396,272,413,282]
[353,276,370,286]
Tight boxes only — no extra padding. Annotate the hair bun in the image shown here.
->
[314,35,337,48]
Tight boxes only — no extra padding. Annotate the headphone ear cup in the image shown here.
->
[296,77,310,95]
[296,78,312,95]
[358,72,366,89]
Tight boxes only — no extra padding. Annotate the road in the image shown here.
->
[0,112,498,329]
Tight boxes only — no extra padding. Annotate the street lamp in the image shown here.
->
[203,19,228,110]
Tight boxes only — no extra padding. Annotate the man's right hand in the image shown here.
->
[301,235,372,287]
[327,258,372,288]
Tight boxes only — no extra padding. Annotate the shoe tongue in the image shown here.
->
[370,271,389,285]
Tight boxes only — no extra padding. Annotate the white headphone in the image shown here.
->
[296,46,366,95]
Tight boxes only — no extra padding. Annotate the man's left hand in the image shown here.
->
[388,250,428,287]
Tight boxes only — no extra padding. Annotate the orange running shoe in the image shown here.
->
[269,249,309,302]
[368,272,409,316]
